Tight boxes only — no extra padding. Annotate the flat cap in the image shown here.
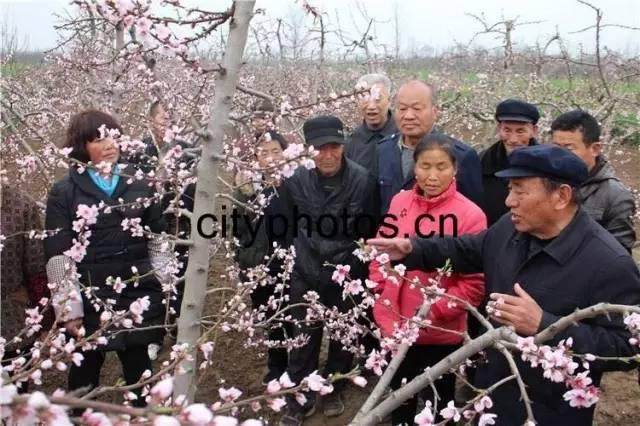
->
[495,144,588,187]
[303,115,346,148]
[495,99,540,124]
[252,99,275,117]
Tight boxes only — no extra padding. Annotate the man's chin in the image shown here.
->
[365,119,382,129]
[511,219,528,233]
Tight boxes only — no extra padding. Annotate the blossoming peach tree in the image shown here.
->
[1,0,639,425]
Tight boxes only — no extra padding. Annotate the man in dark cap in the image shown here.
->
[480,99,540,225]
[251,98,276,136]
[368,144,640,426]
[279,116,377,425]
[551,109,636,252]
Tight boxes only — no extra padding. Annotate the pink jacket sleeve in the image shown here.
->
[427,208,487,322]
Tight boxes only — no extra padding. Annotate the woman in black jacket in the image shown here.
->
[44,110,169,405]
[234,131,291,384]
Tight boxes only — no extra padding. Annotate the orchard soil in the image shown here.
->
[39,146,640,425]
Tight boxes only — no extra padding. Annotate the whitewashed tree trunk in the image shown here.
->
[111,23,125,113]
[173,0,256,401]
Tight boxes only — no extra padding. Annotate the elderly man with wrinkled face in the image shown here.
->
[345,74,397,177]
[376,80,484,214]
[368,145,640,426]
[480,99,540,226]
[278,115,378,426]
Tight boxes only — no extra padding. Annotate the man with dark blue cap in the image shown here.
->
[480,99,540,225]
[279,115,377,425]
[367,144,640,426]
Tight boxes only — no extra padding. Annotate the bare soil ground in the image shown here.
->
[37,145,640,424]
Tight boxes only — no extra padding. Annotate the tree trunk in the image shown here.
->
[173,0,256,402]
[111,23,125,114]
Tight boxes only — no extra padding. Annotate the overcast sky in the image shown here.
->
[1,0,639,55]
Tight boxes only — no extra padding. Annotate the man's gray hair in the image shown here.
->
[356,73,392,94]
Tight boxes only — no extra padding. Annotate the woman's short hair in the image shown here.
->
[65,110,122,163]
[413,132,457,167]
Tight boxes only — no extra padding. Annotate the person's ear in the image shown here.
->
[532,124,539,138]
[555,184,574,210]
[590,141,603,157]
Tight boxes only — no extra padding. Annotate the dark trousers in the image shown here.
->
[287,268,355,404]
[69,346,151,407]
[390,344,459,426]
[250,270,291,376]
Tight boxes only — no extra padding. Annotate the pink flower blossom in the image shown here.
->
[304,371,326,392]
[240,420,262,426]
[135,17,152,40]
[266,379,281,394]
[440,401,461,422]
[351,376,367,387]
[155,24,171,40]
[563,385,600,408]
[212,416,238,426]
[121,218,144,237]
[365,350,388,376]
[393,264,406,276]
[473,395,493,412]
[82,410,113,426]
[478,413,498,426]
[331,264,350,284]
[278,372,295,388]
[218,386,242,402]
[182,403,213,425]
[343,279,364,297]
[375,253,390,265]
[76,204,99,225]
[267,397,286,412]
[64,239,88,262]
[153,416,180,426]
[294,392,307,406]
[150,377,173,403]
[0,385,18,405]
[414,401,435,425]
[111,277,126,293]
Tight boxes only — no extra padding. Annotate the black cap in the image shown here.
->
[495,144,588,187]
[303,115,345,147]
[495,99,540,124]
[252,99,275,117]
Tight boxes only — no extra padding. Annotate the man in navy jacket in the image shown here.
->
[377,80,483,214]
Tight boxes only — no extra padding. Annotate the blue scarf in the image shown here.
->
[87,167,120,197]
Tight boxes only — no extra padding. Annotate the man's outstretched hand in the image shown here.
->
[366,237,413,261]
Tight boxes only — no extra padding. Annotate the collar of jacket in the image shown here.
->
[70,163,131,203]
[409,180,458,209]
[310,155,349,187]
[481,138,539,175]
[511,207,589,265]
[354,111,396,143]
[379,126,444,147]
[584,155,615,184]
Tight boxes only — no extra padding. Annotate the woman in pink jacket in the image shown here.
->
[370,133,487,425]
